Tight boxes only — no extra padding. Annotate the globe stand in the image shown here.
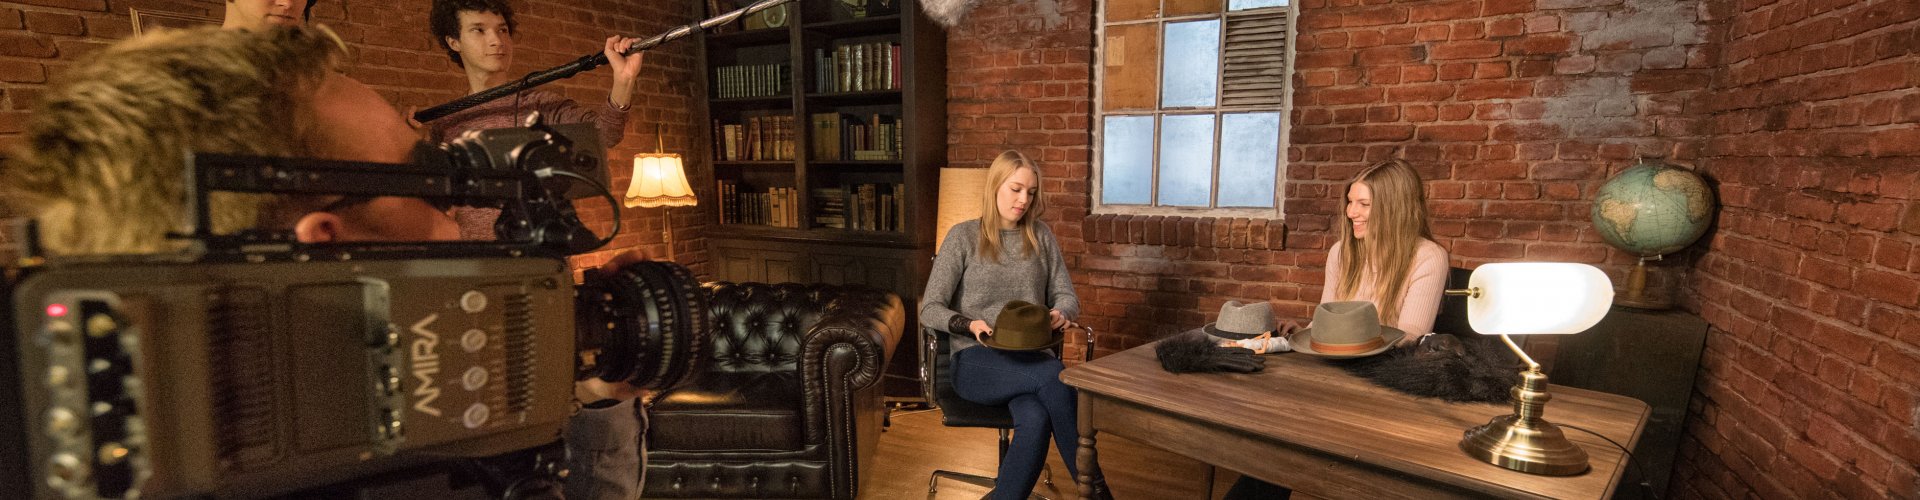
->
[1616,255,1672,310]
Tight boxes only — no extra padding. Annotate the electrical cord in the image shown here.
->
[535,167,622,250]
[1561,423,1662,500]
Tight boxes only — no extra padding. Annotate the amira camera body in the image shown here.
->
[0,118,710,498]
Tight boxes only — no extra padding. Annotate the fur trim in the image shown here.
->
[1331,334,1521,403]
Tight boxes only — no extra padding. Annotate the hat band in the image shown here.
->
[1311,336,1385,354]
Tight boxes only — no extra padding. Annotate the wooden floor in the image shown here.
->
[860,405,1251,500]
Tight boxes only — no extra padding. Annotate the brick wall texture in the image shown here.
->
[945,0,1916,498]
[2,0,1917,497]
[0,0,709,275]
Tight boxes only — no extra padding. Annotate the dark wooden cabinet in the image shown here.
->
[698,0,946,400]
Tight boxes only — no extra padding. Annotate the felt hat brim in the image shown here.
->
[980,333,1064,351]
[1203,323,1268,341]
[1291,326,1407,359]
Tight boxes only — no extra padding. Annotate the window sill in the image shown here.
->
[1082,214,1286,249]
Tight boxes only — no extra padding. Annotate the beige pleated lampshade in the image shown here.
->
[625,153,697,208]
[936,167,988,253]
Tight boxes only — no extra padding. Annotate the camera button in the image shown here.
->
[461,329,488,353]
[462,403,490,429]
[462,366,489,391]
[460,291,488,313]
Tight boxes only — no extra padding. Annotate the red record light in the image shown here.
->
[46,303,69,318]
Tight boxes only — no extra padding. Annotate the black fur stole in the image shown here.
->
[1328,334,1522,403]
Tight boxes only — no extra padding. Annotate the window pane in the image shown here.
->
[1102,116,1155,205]
[1229,0,1288,9]
[1157,115,1215,207]
[1218,113,1281,208]
[1161,20,1220,108]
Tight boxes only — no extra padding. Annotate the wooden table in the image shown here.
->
[1060,344,1650,499]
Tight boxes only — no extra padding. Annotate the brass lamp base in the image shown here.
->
[1459,368,1590,476]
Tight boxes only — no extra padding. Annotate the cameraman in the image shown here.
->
[4,26,644,499]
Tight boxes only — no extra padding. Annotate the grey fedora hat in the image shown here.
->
[1292,301,1405,359]
[1203,300,1277,341]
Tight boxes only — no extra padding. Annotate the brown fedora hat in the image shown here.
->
[981,300,1061,351]
[1292,301,1405,359]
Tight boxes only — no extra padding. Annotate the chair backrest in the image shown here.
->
[1432,267,1474,337]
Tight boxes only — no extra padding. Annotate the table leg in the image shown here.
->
[1076,392,1097,500]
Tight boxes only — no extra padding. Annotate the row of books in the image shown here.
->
[810,113,902,161]
[713,115,796,161]
[712,63,790,99]
[716,182,801,228]
[812,184,905,232]
[813,41,900,93]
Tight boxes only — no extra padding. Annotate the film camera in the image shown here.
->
[0,117,710,498]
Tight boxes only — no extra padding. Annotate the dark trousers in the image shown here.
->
[953,346,1084,500]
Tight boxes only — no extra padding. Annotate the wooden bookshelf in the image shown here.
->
[699,0,946,399]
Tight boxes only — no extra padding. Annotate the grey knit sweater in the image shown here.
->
[919,219,1080,354]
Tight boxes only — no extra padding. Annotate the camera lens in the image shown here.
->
[574,260,710,390]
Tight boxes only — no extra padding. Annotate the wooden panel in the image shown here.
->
[1106,0,1161,22]
[708,241,805,284]
[1222,11,1288,107]
[1103,23,1162,112]
[1165,0,1222,16]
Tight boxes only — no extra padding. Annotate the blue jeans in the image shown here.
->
[953,346,1083,500]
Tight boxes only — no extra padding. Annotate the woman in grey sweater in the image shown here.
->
[920,150,1109,500]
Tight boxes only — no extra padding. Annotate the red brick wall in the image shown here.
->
[947,0,1919,497]
[0,0,708,275]
[946,0,1713,345]
[1676,0,1920,497]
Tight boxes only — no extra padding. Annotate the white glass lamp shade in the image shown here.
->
[1466,263,1614,335]
[935,168,988,253]
[624,153,697,208]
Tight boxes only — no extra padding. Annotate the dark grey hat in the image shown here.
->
[1203,300,1276,341]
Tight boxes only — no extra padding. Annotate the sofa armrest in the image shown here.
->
[800,287,905,393]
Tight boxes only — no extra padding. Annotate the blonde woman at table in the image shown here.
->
[1223,158,1450,500]
[919,150,1113,500]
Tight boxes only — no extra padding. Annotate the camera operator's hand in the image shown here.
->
[577,377,650,403]
[604,36,645,111]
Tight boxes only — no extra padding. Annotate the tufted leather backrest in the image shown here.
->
[703,282,886,374]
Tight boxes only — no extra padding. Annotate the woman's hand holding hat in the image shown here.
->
[969,319,992,344]
[1049,309,1068,331]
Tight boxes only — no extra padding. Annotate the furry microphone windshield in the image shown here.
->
[921,0,980,27]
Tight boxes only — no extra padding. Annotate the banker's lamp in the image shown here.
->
[624,129,697,260]
[1450,262,1614,476]
[934,167,988,253]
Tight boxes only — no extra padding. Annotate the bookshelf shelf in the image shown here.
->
[707,27,790,47]
[803,14,901,37]
[708,95,792,106]
[714,160,797,167]
[806,89,904,105]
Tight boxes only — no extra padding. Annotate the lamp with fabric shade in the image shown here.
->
[625,152,697,259]
[1449,262,1614,476]
[934,167,988,253]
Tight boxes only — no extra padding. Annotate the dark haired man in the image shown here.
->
[427,0,646,241]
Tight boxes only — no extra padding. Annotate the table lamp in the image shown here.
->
[934,167,987,253]
[1450,262,1614,476]
[624,132,697,260]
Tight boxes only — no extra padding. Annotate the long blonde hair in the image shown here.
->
[1335,159,1432,327]
[5,26,347,255]
[976,150,1045,263]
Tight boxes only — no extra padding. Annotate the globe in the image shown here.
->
[1591,160,1714,258]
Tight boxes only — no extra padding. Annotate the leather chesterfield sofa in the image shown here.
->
[642,282,904,499]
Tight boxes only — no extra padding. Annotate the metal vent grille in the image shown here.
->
[207,287,279,468]
[1222,10,1290,107]
[504,293,534,412]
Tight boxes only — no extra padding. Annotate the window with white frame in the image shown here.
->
[1095,0,1296,218]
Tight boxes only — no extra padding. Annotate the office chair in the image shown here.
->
[920,323,1095,500]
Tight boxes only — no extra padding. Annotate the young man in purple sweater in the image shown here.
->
[427,0,645,241]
